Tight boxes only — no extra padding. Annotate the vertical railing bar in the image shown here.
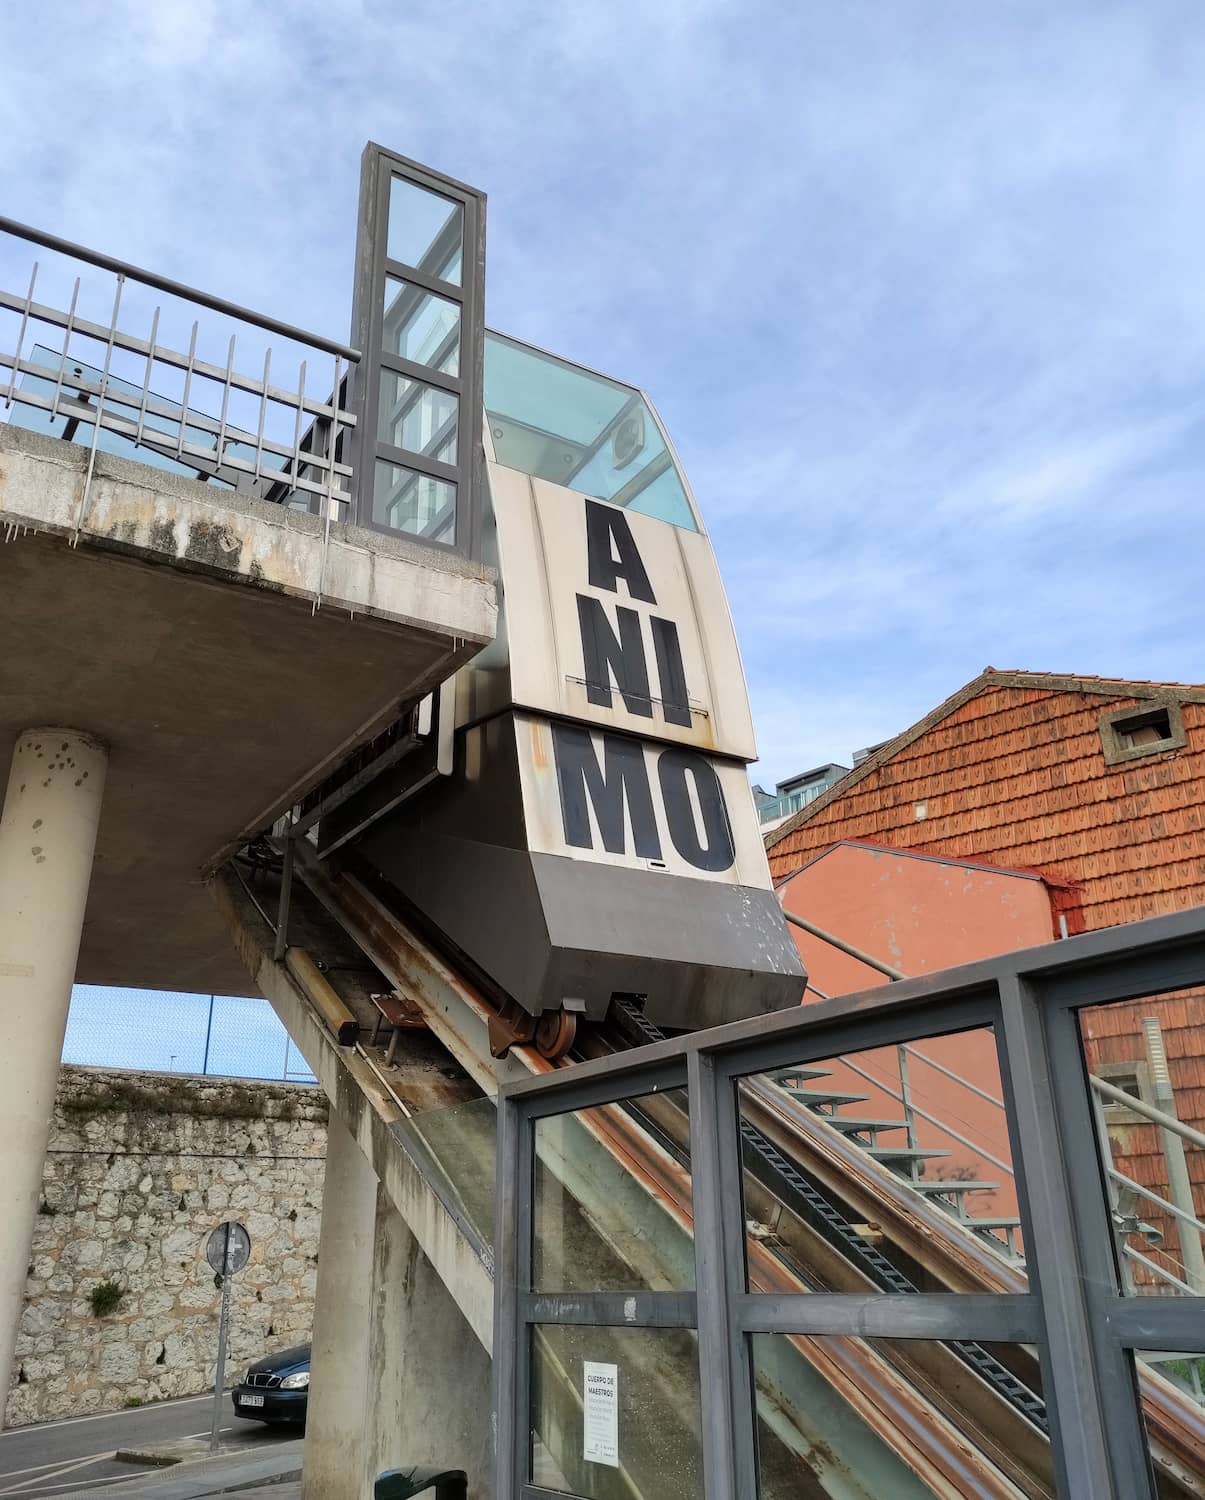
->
[314,352,341,615]
[178,322,198,459]
[688,1051,738,1500]
[215,332,236,467]
[998,974,1148,1498]
[253,346,271,484]
[274,820,294,963]
[4,260,38,407]
[1092,1084,1136,1295]
[291,358,307,505]
[50,276,81,423]
[897,1044,920,1182]
[134,305,160,450]
[74,272,125,545]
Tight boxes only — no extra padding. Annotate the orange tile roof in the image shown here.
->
[767,669,1205,933]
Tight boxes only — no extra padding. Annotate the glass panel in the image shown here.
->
[377,372,458,463]
[372,459,456,543]
[1078,989,1205,1295]
[534,1089,693,1292]
[530,1324,702,1499]
[392,1096,496,1249]
[740,1027,1024,1294]
[752,1333,1049,1498]
[383,278,460,376]
[387,175,464,285]
[483,332,697,531]
[1134,1348,1205,1495]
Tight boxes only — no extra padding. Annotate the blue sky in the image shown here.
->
[2,1,1203,787]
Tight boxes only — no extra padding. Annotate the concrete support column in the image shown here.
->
[362,1192,493,1500]
[302,1112,379,1500]
[0,728,107,1426]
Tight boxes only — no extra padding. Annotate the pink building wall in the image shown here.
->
[778,842,1056,1229]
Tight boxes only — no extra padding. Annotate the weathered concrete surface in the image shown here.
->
[362,1195,492,1500]
[0,425,495,639]
[0,728,107,1431]
[0,426,496,993]
[301,1114,377,1500]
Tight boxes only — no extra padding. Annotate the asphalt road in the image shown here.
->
[0,1392,297,1498]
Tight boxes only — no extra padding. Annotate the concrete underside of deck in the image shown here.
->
[0,425,496,992]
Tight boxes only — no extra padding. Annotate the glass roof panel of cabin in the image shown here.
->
[483,331,698,531]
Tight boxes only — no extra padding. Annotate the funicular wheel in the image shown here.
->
[534,1007,577,1062]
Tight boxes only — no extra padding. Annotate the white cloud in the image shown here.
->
[2,0,1204,788]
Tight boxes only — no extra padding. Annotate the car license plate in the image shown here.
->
[240,1393,264,1408]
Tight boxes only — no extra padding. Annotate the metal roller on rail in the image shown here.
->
[323,335,805,1059]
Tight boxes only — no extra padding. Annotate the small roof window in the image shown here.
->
[1100,700,1186,765]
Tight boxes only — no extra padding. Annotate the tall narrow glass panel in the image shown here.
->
[383,279,460,376]
[387,175,464,285]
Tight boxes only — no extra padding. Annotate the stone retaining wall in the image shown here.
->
[4,1066,328,1427]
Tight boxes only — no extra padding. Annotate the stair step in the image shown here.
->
[781,1088,870,1109]
[822,1117,910,1135]
[866,1146,952,1165]
[959,1217,1024,1231]
[771,1067,833,1084]
[913,1180,1000,1195]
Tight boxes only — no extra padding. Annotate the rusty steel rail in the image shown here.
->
[288,849,1041,1498]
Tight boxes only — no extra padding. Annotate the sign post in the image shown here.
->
[204,1221,251,1454]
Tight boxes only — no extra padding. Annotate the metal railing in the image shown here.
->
[844,1044,1019,1181]
[496,904,1205,1500]
[0,214,360,552]
[787,906,1205,1290]
[756,777,837,826]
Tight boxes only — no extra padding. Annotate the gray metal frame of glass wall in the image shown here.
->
[350,143,487,559]
[493,904,1205,1499]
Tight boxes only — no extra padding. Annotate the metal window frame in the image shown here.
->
[350,143,486,559]
[495,903,1205,1500]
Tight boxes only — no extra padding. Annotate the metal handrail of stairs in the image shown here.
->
[782,907,1205,1291]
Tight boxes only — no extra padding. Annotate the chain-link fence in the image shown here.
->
[62,984,316,1083]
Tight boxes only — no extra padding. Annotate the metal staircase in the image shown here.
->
[773,1064,1029,1262]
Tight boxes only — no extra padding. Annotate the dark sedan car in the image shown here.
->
[232,1342,310,1426]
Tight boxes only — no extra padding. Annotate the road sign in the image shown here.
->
[204,1221,251,1452]
[205,1221,251,1277]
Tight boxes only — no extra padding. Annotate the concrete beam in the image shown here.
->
[302,1113,379,1500]
[0,426,496,642]
[210,870,494,1351]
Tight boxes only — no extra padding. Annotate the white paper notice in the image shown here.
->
[582,1360,619,1467]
